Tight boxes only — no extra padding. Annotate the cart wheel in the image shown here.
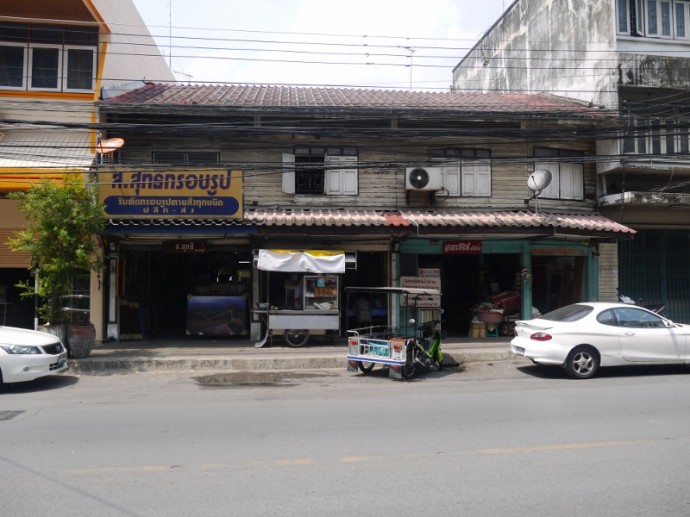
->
[402,360,416,379]
[358,361,375,374]
[284,330,309,347]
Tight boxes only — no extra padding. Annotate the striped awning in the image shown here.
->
[107,208,636,239]
[0,128,96,191]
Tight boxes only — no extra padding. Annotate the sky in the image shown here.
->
[130,0,509,91]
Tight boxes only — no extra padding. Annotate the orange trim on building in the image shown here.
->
[83,0,110,33]
[0,170,82,192]
[0,90,94,102]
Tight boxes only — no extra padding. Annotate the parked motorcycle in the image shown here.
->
[402,318,444,379]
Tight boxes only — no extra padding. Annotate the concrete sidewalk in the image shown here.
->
[67,337,515,375]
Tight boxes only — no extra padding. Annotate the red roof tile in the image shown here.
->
[101,84,606,116]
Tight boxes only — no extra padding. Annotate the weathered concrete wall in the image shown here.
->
[617,53,690,88]
[453,0,617,108]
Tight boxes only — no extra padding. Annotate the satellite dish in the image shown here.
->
[408,167,430,189]
[97,137,125,155]
[527,169,552,193]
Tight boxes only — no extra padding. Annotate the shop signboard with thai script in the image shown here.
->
[98,169,243,218]
[400,275,441,307]
[163,241,208,254]
[444,240,481,254]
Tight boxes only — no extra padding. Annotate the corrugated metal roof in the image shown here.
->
[0,128,95,169]
[99,83,606,116]
[107,208,635,236]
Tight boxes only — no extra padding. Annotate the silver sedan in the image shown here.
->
[511,302,690,379]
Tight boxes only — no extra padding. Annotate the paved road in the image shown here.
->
[2,361,690,516]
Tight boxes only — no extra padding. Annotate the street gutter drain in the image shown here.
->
[0,410,25,421]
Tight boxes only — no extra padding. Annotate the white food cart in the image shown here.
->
[252,249,345,347]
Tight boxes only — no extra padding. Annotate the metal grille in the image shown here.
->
[619,229,690,322]
[42,343,64,355]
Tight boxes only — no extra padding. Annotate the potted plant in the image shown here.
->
[8,175,105,358]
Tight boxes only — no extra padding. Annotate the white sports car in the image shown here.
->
[511,302,690,379]
[0,326,68,385]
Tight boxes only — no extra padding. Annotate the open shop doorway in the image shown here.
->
[416,253,522,338]
[119,249,252,340]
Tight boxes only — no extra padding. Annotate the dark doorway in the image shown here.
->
[119,249,252,339]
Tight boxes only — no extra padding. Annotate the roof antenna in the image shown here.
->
[174,70,193,85]
[404,46,415,90]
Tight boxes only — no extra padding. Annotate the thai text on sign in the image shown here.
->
[400,276,441,307]
[98,169,243,219]
[444,240,482,254]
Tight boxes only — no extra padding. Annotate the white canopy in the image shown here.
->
[257,249,345,273]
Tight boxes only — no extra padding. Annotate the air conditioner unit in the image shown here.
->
[405,167,442,191]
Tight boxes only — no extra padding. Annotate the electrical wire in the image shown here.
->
[7,16,690,93]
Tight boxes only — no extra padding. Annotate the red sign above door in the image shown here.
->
[443,241,482,254]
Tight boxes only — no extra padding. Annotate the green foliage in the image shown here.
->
[8,175,105,324]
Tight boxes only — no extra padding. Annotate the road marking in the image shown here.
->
[62,458,314,475]
[340,455,372,463]
[479,439,649,455]
[60,435,690,475]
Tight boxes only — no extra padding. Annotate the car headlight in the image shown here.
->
[0,344,42,354]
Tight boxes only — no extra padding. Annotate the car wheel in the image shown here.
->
[358,361,375,374]
[565,346,599,379]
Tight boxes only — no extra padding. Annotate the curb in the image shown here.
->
[68,355,347,374]
[65,349,508,375]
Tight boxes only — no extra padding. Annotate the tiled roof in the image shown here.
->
[100,83,605,116]
[107,208,635,236]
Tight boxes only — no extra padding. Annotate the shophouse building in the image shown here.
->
[0,0,174,333]
[452,0,690,321]
[95,83,635,344]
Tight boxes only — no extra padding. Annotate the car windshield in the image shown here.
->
[538,304,593,322]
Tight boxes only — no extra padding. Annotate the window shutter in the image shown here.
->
[461,161,491,196]
[282,153,295,194]
[461,163,476,196]
[476,160,491,196]
[560,162,584,200]
[325,155,358,195]
[438,162,460,196]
